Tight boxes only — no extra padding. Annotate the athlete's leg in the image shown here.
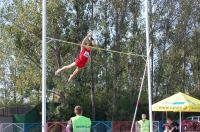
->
[68,67,80,82]
[55,62,76,76]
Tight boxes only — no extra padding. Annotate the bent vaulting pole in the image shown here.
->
[145,0,153,131]
[42,0,47,132]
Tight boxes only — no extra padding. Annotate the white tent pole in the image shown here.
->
[42,0,47,132]
[145,0,153,131]
[180,112,181,132]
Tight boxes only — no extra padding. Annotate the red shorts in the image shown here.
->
[75,58,87,68]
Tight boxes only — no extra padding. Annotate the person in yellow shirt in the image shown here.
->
[138,113,150,132]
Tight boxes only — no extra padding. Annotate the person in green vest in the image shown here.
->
[68,105,92,132]
[138,113,150,132]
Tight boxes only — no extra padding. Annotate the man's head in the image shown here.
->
[74,105,83,115]
[166,117,173,124]
[142,113,147,120]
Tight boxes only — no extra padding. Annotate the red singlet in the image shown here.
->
[75,47,91,68]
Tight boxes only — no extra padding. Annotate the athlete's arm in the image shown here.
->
[81,32,92,50]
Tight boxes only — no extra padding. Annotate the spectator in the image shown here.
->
[138,113,150,132]
[165,117,179,132]
[68,106,92,132]
[163,123,172,132]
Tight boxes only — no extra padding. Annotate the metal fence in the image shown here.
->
[153,121,159,132]
[2,120,200,132]
[0,121,159,132]
[24,123,41,132]
[0,123,24,132]
[92,121,112,132]
[47,122,67,132]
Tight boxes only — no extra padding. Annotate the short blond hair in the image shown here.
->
[74,105,82,115]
